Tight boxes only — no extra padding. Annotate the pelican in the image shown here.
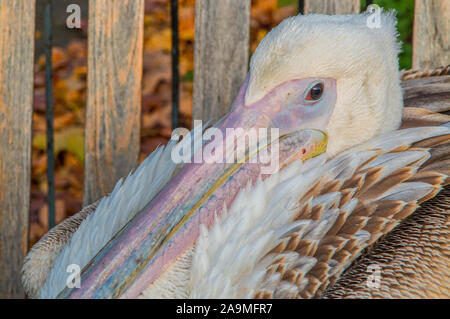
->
[22,11,450,299]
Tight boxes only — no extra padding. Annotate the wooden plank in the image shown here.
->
[84,0,144,205]
[193,0,251,124]
[304,0,360,14]
[0,0,35,298]
[412,0,450,69]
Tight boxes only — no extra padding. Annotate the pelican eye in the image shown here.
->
[305,82,324,102]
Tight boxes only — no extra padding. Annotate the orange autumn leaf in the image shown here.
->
[145,28,172,51]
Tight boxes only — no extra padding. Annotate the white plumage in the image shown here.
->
[247,12,403,156]
[34,128,204,298]
[142,126,448,298]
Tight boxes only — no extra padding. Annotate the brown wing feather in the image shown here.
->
[401,65,450,114]
[255,108,450,299]
[401,107,450,129]
[321,185,450,298]
[21,200,99,298]
[318,75,450,298]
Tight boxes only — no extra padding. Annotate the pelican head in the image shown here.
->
[37,10,404,298]
[247,12,403,156]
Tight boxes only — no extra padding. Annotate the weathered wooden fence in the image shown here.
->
[0,0,448,298]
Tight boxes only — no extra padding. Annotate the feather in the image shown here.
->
[23,125,206,298]
[189,125,450,298]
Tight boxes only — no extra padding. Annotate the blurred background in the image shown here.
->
[29,0,415,246]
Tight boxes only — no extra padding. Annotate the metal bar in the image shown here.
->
[170,0,179,129]
[43,0,55,229]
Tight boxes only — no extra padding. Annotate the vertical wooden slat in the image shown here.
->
[0,0,35,298]
[84,0,144,205]
[412,0,450,69]
[193,0,251,124]
[304,0,360,14]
